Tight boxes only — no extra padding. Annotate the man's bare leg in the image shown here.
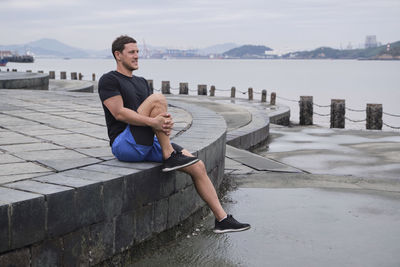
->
[179,149,227,221]
[137,94,227,220]
[137,93,174,159]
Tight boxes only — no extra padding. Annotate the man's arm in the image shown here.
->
[103,95,172,135]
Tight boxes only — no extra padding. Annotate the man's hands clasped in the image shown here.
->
[151,112,174,136]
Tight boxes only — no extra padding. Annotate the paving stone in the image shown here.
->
[0,153,24,164]
[0,162,50,176]
[34,173,105,227]
[0,142,63,153]
[82,164,141,176]
[62,168,121,182]
[0,187,45,249]
[0,248,31,267]
[226,145,301,172]
[62,228,90,266]
[75,146,113,158]
[123,169,175,212]
[40,133,108,148]
[153,198,169,234]
[0,172,53,185]
[135,204,154,243]
[88,220,115,265]
[115,212,135,253]
[31,238,63,267]
[101,159,161,170]
[13,149,87,161]
[37,157,101,172]
[0,131,40,145]
[0,204,9,253]
[4,180,77,237]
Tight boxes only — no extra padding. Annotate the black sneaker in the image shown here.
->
[162,150,199,172]
[213,214,251,234]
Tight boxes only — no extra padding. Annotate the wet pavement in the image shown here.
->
[132,125,400,267]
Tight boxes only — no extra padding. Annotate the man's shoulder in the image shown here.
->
[99,71,118,82]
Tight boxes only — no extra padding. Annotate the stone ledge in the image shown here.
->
[0,98,227,266]
[226,101,289,150]
[0,72,49,90]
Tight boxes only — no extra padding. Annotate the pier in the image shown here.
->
[0,73,399,266]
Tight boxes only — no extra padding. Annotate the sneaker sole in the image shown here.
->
[162,158,200,172]
[213,226,251,234]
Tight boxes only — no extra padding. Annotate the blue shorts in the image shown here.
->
[112,125,163,162]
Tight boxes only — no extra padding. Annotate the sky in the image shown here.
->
[1,0,400,52]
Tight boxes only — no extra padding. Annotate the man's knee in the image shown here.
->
[151,93,167,108]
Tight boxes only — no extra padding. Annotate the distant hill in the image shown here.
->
[198,43,238,55]
[223,45,272,58]
[0,38,93,58]
[282,41,400,59]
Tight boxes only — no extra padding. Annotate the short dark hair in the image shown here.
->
[112,35,137,59]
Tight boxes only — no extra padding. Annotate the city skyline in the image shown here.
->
[1,0,399,52]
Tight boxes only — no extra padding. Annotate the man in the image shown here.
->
[98,35,250,233]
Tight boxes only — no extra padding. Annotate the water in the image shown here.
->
[2,59,399,130]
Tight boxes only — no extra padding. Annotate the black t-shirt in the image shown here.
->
[98,71,154,146]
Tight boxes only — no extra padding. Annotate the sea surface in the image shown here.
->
[2,58,399,130]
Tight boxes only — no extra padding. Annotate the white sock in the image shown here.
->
[218,215,227,222]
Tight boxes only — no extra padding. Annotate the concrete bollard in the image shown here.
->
[366,104,382,130]
[248,87,253,100]
[261,90,267,102]
[161,81,171,94]
[198,84,207,95]
[270,92,276,105]
[147,79,154,94]
[210,85,216,96]
[179,82,189,94]
[330,99,345,128]
[92,73,96,81]
[78,73,83,80]
[26,70,32,73]
[38,70,44,73]
[49,71,55,79]
[60,71,67,79]
[299,96,313,125]
[71,72,77,80]
[231,87,236,98]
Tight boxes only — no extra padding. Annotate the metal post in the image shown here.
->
[330,99,345,128]
[299,96,313,125]
[366,104,382,130]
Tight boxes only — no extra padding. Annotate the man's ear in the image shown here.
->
[114,51,121,61]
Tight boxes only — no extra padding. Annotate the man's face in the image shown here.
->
[117,42,139,71]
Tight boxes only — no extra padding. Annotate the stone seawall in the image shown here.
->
[0,81,291,266]
[0,72,49,90]
[0,98,226,266]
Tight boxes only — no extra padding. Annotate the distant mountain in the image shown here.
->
[223,45,272,58]
[198,43,238,55]
[282,41,400,59]
[0,38,92,58]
